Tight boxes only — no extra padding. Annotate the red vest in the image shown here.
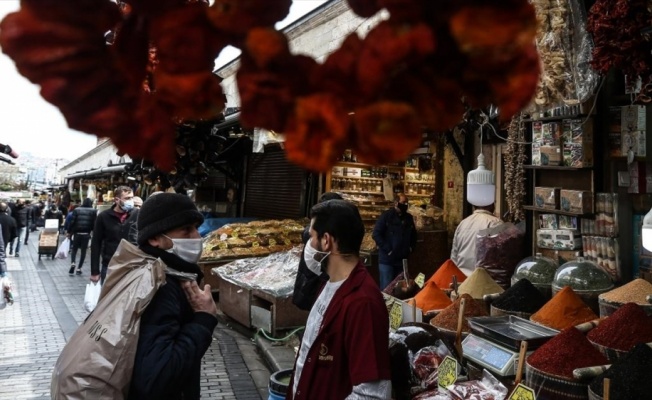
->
[287,263,391,400]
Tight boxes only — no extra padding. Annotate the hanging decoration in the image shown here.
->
[504,115,527,223]
[0,0,540,172]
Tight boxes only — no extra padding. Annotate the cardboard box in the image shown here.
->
[560,190,594,214]
[553,229,582,250]
[558,215,579,230]
[39,231,58,247]
[532,121,543,144]
[531,143,542,166]
[539,214,559,229]
[621,130,647,158]
[540,145,562,166]
[621,105,646,132]
[535,187,561,209]
[537,229,555,249]
[44,219,59,233]
[542,122,562,145]
[563,143,593,167]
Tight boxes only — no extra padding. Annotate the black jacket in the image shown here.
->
[91,206,129,274]
[12,205,30,228]
[121,208,139,245]
[372,208,417,266]
[0,213,17,245]
[68,207,97,234]
[129,245,217,400]
[45,209,63,227]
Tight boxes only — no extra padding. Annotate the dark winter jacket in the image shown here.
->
[128,244,217,400]
[0,213,17,245]
[372,208,417,266]
[121,208,139,245]
[44,209,63,228]
[91,205,129,274]
[12,205,30,228]
[68,200,97,234]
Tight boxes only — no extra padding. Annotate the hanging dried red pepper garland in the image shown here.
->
[0,0,540,171]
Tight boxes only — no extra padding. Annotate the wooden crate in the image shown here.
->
[218,279,252,327]
[198,260,230,292]
[39,232,58,248]
[250,289,309,336]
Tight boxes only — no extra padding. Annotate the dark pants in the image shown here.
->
[101,260,109,285]
[71,234,90,270]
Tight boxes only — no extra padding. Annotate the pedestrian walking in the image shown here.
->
[120,196,143,245]
[44,205,63,232]
[288,199,391,400]
[90,186,133,284]
[9,199,30,257]
[372,193,417,289]
[66,199,96,276]
[0,203,17,255]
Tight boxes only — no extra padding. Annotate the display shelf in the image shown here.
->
[337,161,404,169]
[337,190,384,195]
[404,167,420,171]
[332,176,386,181]
[521,114,588,122]
[405,180,435,184]
[523,205,592,217]
[408,193,434,197]
[523,165,592,171]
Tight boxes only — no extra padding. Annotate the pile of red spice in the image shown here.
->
[586,302,652,351]
[430,293,488,332]
[527,327,608,379]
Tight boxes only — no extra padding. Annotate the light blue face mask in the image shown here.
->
[121,199,134,212]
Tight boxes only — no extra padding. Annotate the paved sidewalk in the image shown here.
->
[0,236,268,400]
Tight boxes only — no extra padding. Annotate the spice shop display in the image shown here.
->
[413,281,452,313]
[586,303,652,355]
[534,187,561,210]
[531,286,598,330]
[598,278,652,317]
[581,236,620,283]
[201,219,305,261]
[431,294,489,334]
[512,253,558,298]
[491,279,548,317]
[213,246,302,297]
[432,260,467,293]
[560,189,594,214]
[552,257,614,313]
[589,343,652,400]
[457,268,504,300]
[475,222,526,288]
[526,328,608,398]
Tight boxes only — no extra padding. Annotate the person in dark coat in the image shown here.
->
[0,203,17,255]
[45,205,63,232]
[67,198,97,276]
[90,186,133,284]
[372,193,417,289]
[29,201,42,231]
[128,193,217,399]
[120,196,143,246]
[9,199,30,257]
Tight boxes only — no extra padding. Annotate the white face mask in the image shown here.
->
[121,199,134,212]
[303,240,330,275]
[163,235,203,264]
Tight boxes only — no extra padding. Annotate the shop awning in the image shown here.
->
[64,164,128,179]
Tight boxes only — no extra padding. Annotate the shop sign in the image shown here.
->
[389,301,403,330]
[508,383,536,400]
[438,356,458,389]
[414,273,425,288]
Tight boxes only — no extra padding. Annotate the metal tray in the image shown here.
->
[467,315,559,351]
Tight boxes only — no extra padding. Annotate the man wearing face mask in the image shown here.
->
[288,200,391,400]
[372,193,417,289]
[126,192,218,399]
[90,186,134,284]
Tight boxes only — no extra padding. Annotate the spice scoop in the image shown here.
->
[572,364,611,381]
[574,318,602,333]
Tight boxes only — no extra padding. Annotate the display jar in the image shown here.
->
[551,257,614,314]
[511,253,558,299]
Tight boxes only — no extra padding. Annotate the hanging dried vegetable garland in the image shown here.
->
[504,115,527,222]
[0,0,541,171]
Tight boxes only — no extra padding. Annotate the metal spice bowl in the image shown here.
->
[598,298,652,318]
[525,363,589,400]
[588,340,629,364]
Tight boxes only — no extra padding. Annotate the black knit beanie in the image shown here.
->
[137,193,204,246]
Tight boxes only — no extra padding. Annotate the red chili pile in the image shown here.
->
[586,303,652,351]
[527,327,608,379]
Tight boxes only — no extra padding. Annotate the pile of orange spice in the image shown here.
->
[530,286,598,330]
[431,259,466,290]
[413,280,452,312]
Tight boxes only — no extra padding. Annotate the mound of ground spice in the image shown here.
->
[414,280,452,312]
[492,278,547,313]
[599,278,652,305]
[589,343,652,400]
[457,268,503,299]
[530,286,598,330]
[527,327,608,379]
[431,259,466,290]
[586,302,652,351]
[430,293,488,332]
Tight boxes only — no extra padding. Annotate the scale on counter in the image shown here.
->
[462,315,559,377]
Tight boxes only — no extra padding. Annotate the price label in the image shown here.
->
[508,384,536,400]
[438,356,458,389]
[219,233,228,241]
[252,241,260,248]
[389,302,403,331]
[284,239,292,246]
[231,232,239,239]
[218,242,228,250]
[415,273,426,288]
[269,238,277,246]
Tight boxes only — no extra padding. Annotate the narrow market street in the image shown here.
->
[0,237,270,400]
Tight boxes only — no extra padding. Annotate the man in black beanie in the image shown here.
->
[127,193,218,400]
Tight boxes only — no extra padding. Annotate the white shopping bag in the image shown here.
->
[84,282,101,312]
[55,238,70,259]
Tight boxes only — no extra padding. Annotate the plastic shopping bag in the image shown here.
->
[1,277,13,309]
[84,282,101,312]
[55,238,70,259]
